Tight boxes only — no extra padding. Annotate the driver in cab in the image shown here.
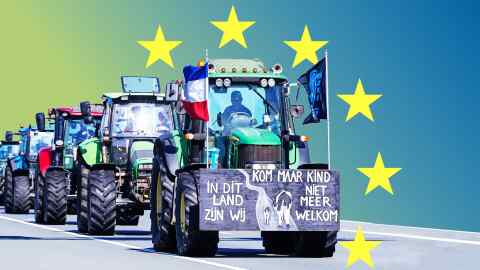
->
[221,91,251,125]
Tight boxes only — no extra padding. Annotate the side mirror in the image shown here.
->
[290,105,304,118]
[35,112,46,131]
[217,112,223,127]
[80,101,91,117]
[5,131,13,142]
[165,81,180,101]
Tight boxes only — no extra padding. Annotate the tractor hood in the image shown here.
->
[130,141,154,166]
[231,127,281,145]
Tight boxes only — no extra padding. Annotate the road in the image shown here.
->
[0,207,479,270]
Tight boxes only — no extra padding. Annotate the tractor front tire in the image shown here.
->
[34,174,45,223]
[261,231,295,255]
[116,213,139,226]
[5,167,31,214]
[151,157,176,252]
[87,168,116,235]
[292,231,337,257]
[43,170,68,225]
[175,171,218,257]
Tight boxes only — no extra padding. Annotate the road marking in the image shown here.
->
[342,229,480,246]
[0,215,247,270]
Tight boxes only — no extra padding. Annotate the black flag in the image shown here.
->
[297,58,327,124]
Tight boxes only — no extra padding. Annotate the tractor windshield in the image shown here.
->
[208,84,281,136]
[64,119,97,146]
[0,144,20,160]
[29,131,53,156]
[111,103,173,138]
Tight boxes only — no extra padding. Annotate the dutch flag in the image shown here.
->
[182,63,209,121]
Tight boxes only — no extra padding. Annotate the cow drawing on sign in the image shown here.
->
[274,190,293,228]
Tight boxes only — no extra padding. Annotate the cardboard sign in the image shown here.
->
[198,169,340,231]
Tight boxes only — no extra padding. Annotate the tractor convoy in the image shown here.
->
[0,57,340,258]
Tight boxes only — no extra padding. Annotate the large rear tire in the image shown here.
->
[4,167,13,213]
[293,231,337,257]
[0,176,5,206]
[43,170,67,225]
[5,167,31,214]
[34,174,45,223]
[76,164,89,233]
[87,168,116,235]
[151,156,176,252]
[175,171,218,257]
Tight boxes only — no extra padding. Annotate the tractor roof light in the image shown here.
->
[220,67,226,73]
[223,78,232,87]
[55,140,64,147]
[231,67,237,73]
[242,67,248,73]
[272,63,283,74]
[260,78,268,88]
[215,78,224,87]
[208,63,215,72]
[268,78,276,87]
[252,67,258,73]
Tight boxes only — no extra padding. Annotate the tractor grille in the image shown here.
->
[238,145,281,168]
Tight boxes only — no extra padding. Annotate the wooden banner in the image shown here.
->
[198,169,340,231]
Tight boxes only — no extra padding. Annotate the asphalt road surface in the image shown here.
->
[0,207,479,270]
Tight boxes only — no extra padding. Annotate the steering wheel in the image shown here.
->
[226,112,255,128]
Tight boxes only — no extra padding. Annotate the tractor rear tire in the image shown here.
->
[43,170,67,225]
[4,167,13,213]
[175,171,218,257]
[34,174,45,223]
[151,156,176,252]
[293,231,337,257]
[116,213,139,225]
[0,176,5,206]
[76,164,89,233]
[261,231,295,255]
[87,168,116,235]
[5,167,31,214]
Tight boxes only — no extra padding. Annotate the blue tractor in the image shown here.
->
[4,118,54,214]
[0,131,20,205]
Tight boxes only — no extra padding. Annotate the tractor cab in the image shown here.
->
[0,131,20,187]
[13,125,54,173]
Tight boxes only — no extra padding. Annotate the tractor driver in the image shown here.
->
[221,91,252,125]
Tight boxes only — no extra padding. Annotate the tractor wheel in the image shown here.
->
[292,231,337,257]
[261,231,295,254]
[43,170,67,224]
[151,157,176,252]
[34,174,45,223]
[116,212,139,225]
[87,168,116,235]
[6,169,31,214]
[0,176,5,206]
[4,166,14,213]
[175,171,218,257]
[76,164,89,233]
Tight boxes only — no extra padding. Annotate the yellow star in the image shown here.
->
[337,79,382,121]
[283,25,328,68]
[357,152,402,195]
[339,227,381,268]
[210,6,255,48]
[137,25,182,68]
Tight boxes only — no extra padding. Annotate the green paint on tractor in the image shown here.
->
[231,127,281,145]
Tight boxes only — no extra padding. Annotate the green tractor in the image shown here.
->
[76,76,180,235]
[34,106,103,224]
[151,59,340,257]
[0,131,20,205]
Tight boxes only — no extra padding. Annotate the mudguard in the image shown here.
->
[38,147,53,177]
[90,163,117,172]
[296,141,311,166]
[77,138,102,168]
[8,157,28,173]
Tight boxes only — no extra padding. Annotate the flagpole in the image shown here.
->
[325,49,332,169]
[205,49,209,168]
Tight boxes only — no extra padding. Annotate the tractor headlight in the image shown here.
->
[267,78,276,87]
[215,78,223,87]
[260,78,268,88]
[223,78,232,87]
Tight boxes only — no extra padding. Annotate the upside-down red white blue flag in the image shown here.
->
[182,63,209,121]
